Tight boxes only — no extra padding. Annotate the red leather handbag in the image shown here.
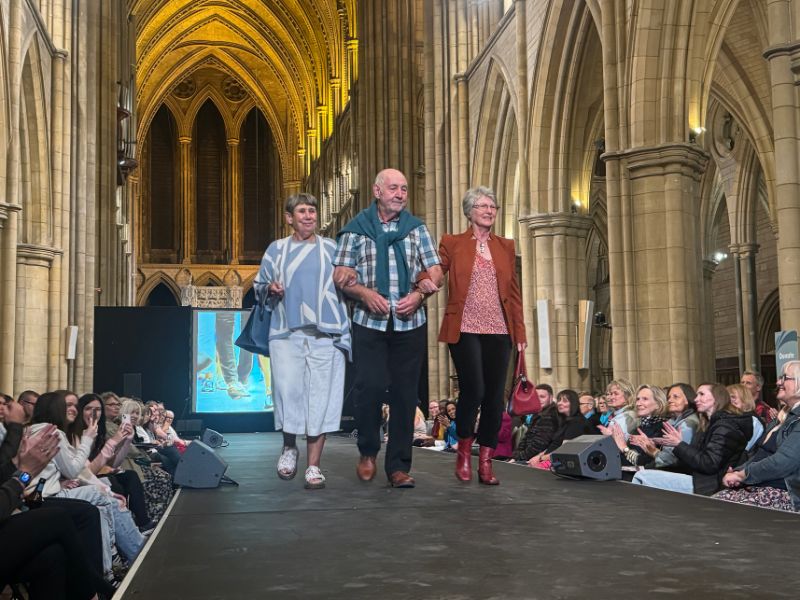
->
[507,352,540,416]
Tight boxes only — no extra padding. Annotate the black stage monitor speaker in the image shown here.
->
[174,441,228,488]
[550,435,622,481]
[201,428,224,448]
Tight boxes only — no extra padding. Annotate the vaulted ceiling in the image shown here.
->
[131,0,357,178]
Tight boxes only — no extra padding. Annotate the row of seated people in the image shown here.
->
[421,361,800,513]
[0,389,187,598]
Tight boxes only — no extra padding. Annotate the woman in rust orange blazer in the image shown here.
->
[437,186,526,485]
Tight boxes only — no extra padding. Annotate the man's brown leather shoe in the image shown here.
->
[388,471,416,488]
[356,456,377,481]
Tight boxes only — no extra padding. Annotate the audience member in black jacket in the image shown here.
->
[523,390,596,467]
[611,384,668,467]
[632,383,751,495]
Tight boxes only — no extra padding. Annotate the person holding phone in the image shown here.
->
[255,193,351,490]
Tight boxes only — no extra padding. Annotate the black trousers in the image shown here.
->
[352,321,426,476]
[42,497,105,579]
[109,470,150,526]
[448,333,512,448]
[0,506,114,599]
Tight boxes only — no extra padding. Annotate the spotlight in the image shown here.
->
[593,312,611,329]
[712,251,728,264]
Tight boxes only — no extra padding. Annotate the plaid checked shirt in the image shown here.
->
[333,218,440,331]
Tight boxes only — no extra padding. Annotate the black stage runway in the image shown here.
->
[121,433,800,599]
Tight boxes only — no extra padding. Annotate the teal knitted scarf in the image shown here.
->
[338,201,423,298]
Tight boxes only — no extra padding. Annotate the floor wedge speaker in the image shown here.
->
[201,428,224,448]
[174,441,228,488]
[550,435,622,480]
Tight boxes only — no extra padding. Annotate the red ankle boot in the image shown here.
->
[478,446,499,485]
[455,437,474,482]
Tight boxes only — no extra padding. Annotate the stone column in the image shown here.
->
[764,3,800,333]
[0,204,22,392]
[702,258,719,381]
[227,138,241,264]
[737,243,761,371]
[604,144,708,385]
[15,245,62,393]
[179,136,193,263]
[356,0,424,211]
[521,214,593,390]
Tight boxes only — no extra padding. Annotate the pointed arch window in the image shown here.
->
[240,108,280,262]
[146,104,178,260]
[194,100,226,263]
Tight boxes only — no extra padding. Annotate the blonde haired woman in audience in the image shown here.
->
[629,383,700,468]
[599,379,637,439]
[728,383,764,451]
[610,384,669,467]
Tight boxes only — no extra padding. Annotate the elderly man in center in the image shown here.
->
[333,168,442,488]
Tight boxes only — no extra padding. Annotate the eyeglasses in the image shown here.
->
[106,402,121,407]
[472,203,499,212]
[779,374,796,384]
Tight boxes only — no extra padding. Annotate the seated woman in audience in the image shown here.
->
[116,399,173,522]
[162,410,189,452]
[631,383,752,495]
[715,360,800,511]
[629,383,700,468]
[442,401,459,448]
[526,389,598,468]
[70,393,155,533]
[596,394,612,427]
[599,379,637,439]
[727,384,764,451]
[610,384,669,468]
[412,406,434,446]
[29,391,145,570]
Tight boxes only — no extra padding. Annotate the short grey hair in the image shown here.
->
[284,193,318,214]
[462,186,498,218]
[742,370,764,387]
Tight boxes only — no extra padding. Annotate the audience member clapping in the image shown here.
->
[628,383,699,468]
[610,384,668,468]
[632,383,751,496]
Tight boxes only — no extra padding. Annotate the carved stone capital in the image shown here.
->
[16,243,63,267]
[0,203,22,229]
[520,213,593,238]
[603,143,709,180]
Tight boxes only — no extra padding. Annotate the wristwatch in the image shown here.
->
[12,470,32,486]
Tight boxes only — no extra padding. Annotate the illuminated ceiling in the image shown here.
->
[131,0,357,178]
